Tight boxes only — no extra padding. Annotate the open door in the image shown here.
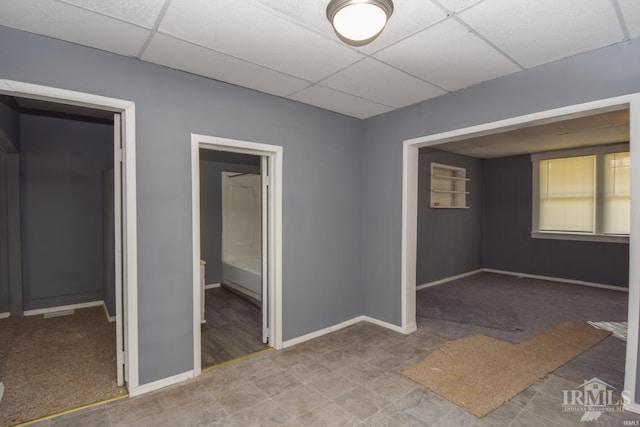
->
[261,157,269,344]
[113,113,125,387]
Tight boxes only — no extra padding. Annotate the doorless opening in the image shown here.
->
[191,134,283,376]
[402,93,640,413]
[199,151,267,367]
[0,79,139,392]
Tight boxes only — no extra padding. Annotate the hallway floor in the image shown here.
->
[201,286,267,368]
[27,321,640,426]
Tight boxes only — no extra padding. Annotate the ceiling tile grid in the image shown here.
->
[287,85,394,119]
[457,0,627,69]
[58,0,167,29]
[142,33,311,97]
[320,58,447,108]
[0,0,151,57]
[618,0,640,38]
[374,18,521,92]
[0,0,636,118]
[158,0,364,82]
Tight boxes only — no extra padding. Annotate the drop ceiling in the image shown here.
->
[430,108,630,158]
[0,0,638,119]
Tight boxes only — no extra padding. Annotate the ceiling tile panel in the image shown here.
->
[458,0,625,68]
[158,0,363,81]
[436,0,485,13]
[252,0,448,53]
[0,0,150,57]
[618,0,640,39]
[59,0,166,29]
[375,18,520,91]
[288,85,394,119]
[321,59,446,108]
[142,34,311,97]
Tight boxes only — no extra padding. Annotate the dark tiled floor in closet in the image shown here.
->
[201,287,267,367]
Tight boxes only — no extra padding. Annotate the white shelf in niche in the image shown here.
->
[431,162,470,209]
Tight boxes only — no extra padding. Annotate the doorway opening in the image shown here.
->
[402,93,640,413]
[191,134,283,376]
[199,150,266,367]
[0,80,139,408]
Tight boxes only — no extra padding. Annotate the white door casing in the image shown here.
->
[0,80,139,392]
[401,93,640,413]
[191,134,283,377]
[261,156,269,344]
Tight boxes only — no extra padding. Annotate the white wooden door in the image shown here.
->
[113,114,125,387]
[222,172,261,263]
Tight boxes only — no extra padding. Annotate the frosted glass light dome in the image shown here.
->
[327,0,394,46]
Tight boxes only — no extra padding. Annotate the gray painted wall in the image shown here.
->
[417,148,483,284]
[103,168,115,317]
[0,98,19,313]
[0,96,19,152]
[361,37,640,400]
[482,155,629,287]
[199,150,260,285]
[6,154,22,315]
[0,25,363,384]
[362,37,639,324]
[416,149,628,288]
[0,151,8,313]
[20,113,113,310]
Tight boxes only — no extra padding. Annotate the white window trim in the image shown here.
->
[531,143,630,243]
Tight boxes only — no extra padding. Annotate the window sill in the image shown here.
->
[531,231,629,244]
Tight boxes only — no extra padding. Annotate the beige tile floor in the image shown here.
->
[24,322,640,427]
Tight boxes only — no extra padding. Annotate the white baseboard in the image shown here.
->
[282,315,415,348]
[483,269,628,292]
[128,370,195,397]
[204,283,221,290]
[0,312,9,319]
[222,281,261,302]
[417,269,484,290]
[102,302,116,322]
[282,317,363,348]
[360,316,416,334]
[624,401,640,415]
[23,300,104,316]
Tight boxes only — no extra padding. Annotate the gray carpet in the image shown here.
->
[416,272,628,391]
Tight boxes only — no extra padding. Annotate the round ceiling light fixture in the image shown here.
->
[326,0,394,47]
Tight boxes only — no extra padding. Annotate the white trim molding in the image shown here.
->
[23,300,103,316]
[402,92,640,408]
[204,283,221,290]
[361,316,417,334]
[416,269,484,290]
[0,79,139,393]
[282,315,416,349]
[484,269,629,292]
[282,317,364,348]
[103,301,117,322]
[191,134,284,378]
[0,312,10,319]
[625,401,640,415]
[128,371,195,397]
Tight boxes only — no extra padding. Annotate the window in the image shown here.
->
[532,144,630,242]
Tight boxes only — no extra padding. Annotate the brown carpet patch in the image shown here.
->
[403,321,610,418]
[0,307,126,426]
